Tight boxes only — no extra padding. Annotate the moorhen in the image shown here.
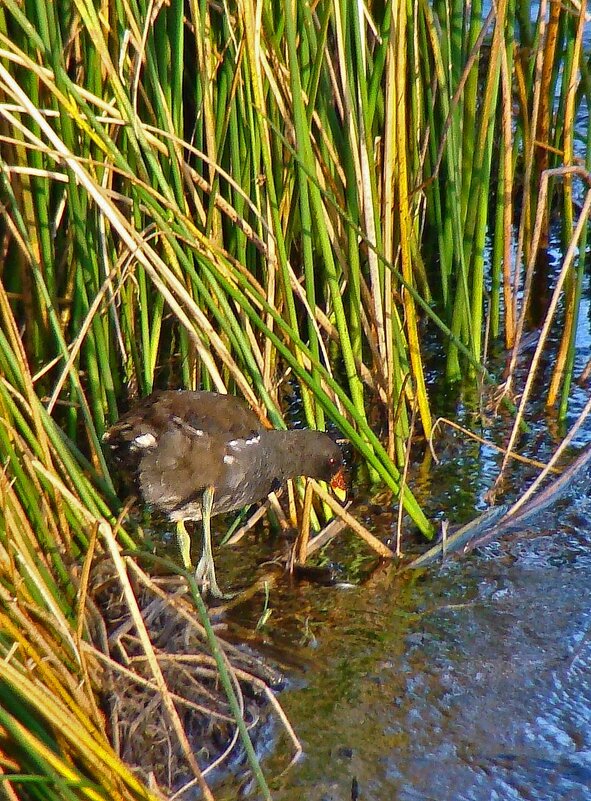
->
[104,389,345,597]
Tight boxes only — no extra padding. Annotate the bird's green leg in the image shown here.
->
[176,520,192,569]
[194,485,225,598]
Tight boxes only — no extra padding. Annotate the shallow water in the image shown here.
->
[207,390,591,800]
[216,485,591,801]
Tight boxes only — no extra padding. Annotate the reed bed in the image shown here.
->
[0,0,589,797]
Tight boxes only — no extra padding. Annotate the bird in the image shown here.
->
[103,389,345,597]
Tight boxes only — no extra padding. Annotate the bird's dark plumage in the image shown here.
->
[104,390,344,596]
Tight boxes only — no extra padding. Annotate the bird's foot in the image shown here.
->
[194,555,234,600]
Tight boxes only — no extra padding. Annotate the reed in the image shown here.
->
[0,0,588,796]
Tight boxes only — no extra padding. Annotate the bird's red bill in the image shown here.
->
[330,467,347,502]
[331,467,346,490]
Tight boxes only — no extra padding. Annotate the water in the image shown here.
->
[212,387,591,799]
[225,493,591,801]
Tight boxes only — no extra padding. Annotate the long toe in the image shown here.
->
[206,575,227,599]
[194,555,231,599]
[195,554,207,585]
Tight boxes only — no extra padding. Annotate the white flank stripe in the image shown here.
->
[134,432,156,448]
[228,433,260,449]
